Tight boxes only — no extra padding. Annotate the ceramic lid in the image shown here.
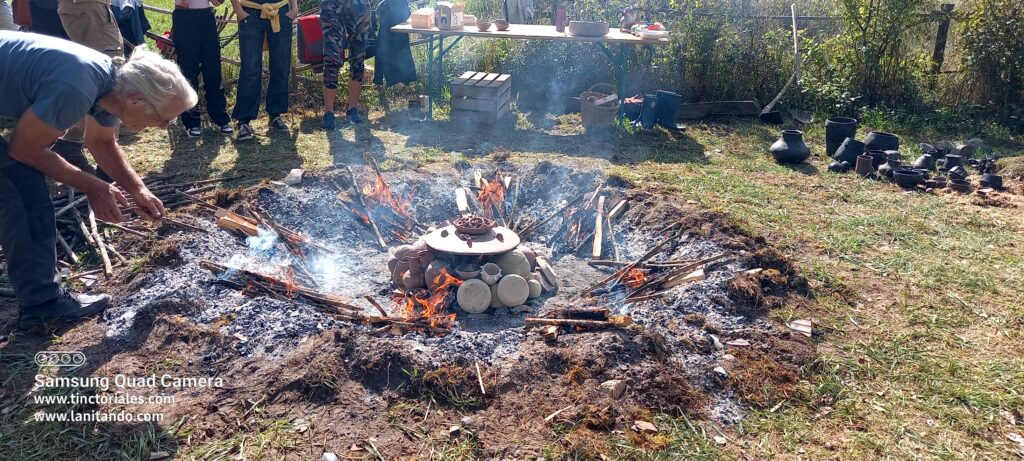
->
[423,224,521,256]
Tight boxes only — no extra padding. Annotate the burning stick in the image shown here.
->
[200,260,361,315]
[475,362,486,395]
[455,187,469,215]
[519,193,585,238]
[364,295,389,317]
[525,317,632,329]
[592,196,605,259]
[345,165,388,249]
[579,229,687,298]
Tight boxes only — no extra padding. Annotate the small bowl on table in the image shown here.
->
[476,21,492,31]
[494,19,509,31]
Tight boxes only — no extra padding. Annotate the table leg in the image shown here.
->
[616,43,629,104]
[427,35,435,119]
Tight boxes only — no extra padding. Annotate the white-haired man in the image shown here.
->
[0,31,197,329]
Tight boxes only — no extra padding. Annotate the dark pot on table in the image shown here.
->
[855,154,875,177]
[825,117,858,157]
[893,169,924,188]
[833,137,865,163]
[769,130,811,164]
[864,131,900,152]
[980,173,1003,189]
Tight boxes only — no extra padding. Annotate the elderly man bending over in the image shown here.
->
[0,31,197,329]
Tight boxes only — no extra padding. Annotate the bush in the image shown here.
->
[956,0,1024,124]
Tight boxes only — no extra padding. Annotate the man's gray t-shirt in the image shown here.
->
[0,31,119,132]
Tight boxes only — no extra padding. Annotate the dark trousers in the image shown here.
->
[0,138,61,307]
[173,8,230,129]
[29,1,69,39]
[231,6,292,123]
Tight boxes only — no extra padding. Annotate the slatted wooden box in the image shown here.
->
[450,72,512,124]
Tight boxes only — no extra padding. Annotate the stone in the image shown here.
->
[493,250,532,278]
[497,274,530,306]
[934,140,958,156]
[511,305,532,314]
[599,379,626,399]
[527,279,542,299]
[448,425,462,437]
[322,454,340,461]
[632,420,658,433]
[726,338,750,347]
[282,168,304,186]
[959,138,985,157]
[713,366,729,378]
[709,334,724,350]
[456,279,491,313]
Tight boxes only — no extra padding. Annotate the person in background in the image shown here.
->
[320,0,370,129]
[28,0,69,40]
[172,0,232,137]
[0,31,196,328]
[57,0,123,57]
[229,0,296,141]
[0,0,17,30]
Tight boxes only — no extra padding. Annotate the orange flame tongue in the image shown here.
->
[363,171,414,222]
[476,173,506,220]
[625,268,647,289]
[397,268,463,331]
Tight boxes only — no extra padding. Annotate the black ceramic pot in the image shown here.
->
[912,153,936,170]
[943,154,964,170]
[828,161,852,173]
[856,154,874,177]
[949,179,972,193]
[834,137,865,163]
[769,130,811,164]
[980,173,1003,189]
[893,169,924,188]
[878,158,902,180]
[868,150,888,168]
[948,165,968,181]
[864,131,900,152]
[912,168,931,179]
[825,117,858,157]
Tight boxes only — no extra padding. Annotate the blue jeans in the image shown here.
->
[231,5,293,123]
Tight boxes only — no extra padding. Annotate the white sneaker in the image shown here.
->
[185,127,202,138]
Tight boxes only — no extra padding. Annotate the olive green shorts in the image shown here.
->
[57,0,123,57]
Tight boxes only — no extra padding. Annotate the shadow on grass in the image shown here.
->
[296,115,387,166]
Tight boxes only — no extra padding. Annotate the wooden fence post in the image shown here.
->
[931,3,955,75]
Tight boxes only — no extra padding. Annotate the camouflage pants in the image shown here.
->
[321,0,371,88]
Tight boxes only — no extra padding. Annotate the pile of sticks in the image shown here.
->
[46,174,228,279]
[335,161,422,249]
[200,260,362,317]
[517,183,629,260]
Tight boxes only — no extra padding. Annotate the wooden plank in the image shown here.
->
[476,73,499,87]
[450,86,512,111]
[592,195,605,259]
[452,77,511,98]
[488,74,511,88]
[451,102,511,125]
[391,23,671,46]
[456,187,469,214]
[452,71,477,86]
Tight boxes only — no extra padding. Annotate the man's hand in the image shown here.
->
[131,187,166,224]
[286,9,297,20]
[235,8,250,21]
[85,180,130,223]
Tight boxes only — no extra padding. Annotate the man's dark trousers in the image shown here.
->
[172,7,230,129]
[0,138,61,307]
[231,5,292,123]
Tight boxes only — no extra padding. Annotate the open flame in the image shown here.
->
[624,268,647,289]
[477,172,506,220]
[363,171,414,222]
[397,268,463,331]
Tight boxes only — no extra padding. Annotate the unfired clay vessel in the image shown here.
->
[481,263,502,285]
[497,274,529,306]
[424,260,450,290]
[456,279,491,313]
[490,284,503,308]
[528,278,542,299]
[494,250,532,278]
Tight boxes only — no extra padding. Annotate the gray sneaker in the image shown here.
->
[236,122,254,141]
[18,289,111,329]
[269,116,289,132]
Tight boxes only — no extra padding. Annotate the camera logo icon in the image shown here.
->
[34,351,86,368]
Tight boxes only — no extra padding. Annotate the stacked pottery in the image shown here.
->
[878,156,901,180]
[769,130,811,164]
[452,248,546,314]
[942,154,964,171]
[824,117,859,157]
[867,150,888,168]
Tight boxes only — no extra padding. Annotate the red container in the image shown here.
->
[297,15,326,65]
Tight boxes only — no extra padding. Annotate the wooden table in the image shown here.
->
[390,23,670,118]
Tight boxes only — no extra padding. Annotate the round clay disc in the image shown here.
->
[456,279,491,314]
[497,274,530,307]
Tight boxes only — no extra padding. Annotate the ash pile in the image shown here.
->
[97,161,809,422]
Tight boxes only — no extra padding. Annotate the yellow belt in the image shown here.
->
[239,0,290,33]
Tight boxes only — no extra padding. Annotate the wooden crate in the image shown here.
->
[450,72,512,124]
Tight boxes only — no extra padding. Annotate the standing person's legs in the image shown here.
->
[56,0,123,57]
[342,0,370,123]
[173,9,203,131]
[232,9,265,126]
[264,7,292,121]
[198,8,230,128]
[0,139,61,308]
[320,3,344,129]
[29,2,69,38]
